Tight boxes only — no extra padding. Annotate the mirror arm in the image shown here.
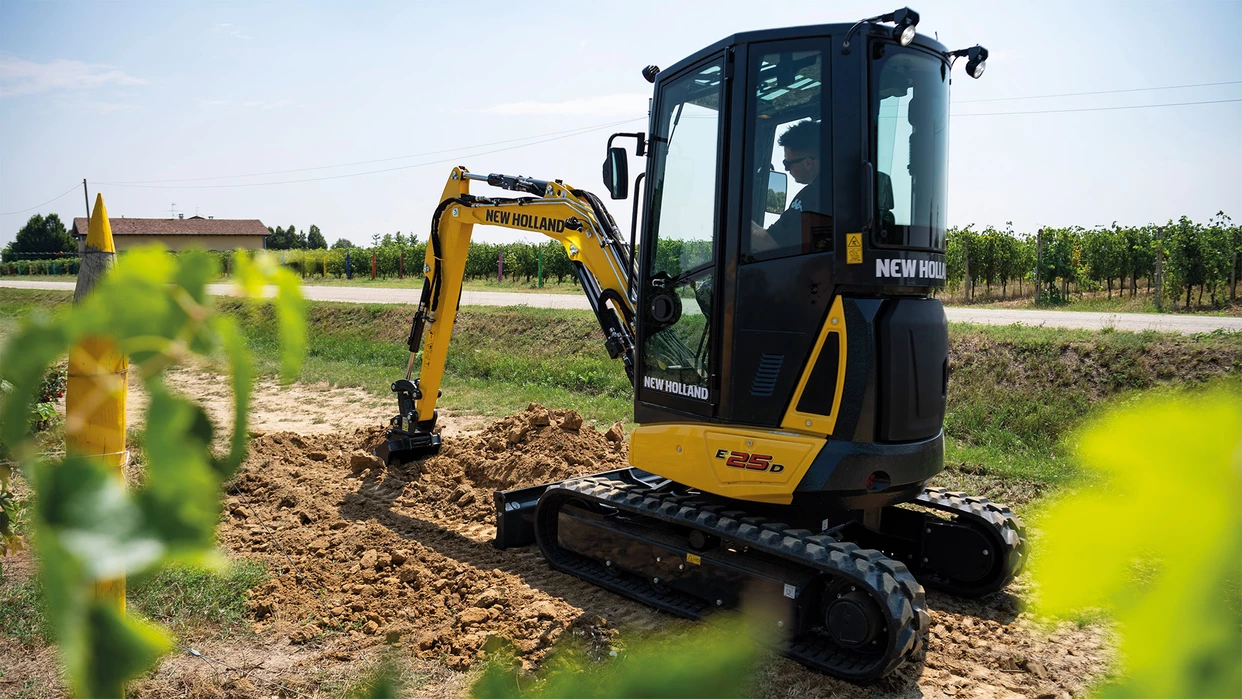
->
[608,132,648,157]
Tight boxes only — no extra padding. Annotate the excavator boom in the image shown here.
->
[375,167,639,464]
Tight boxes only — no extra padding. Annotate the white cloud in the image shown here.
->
[214,23,252,40]
[0,56,146,98]
[481,92,648,117]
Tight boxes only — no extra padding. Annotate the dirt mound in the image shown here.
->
[214,405,1112,696]
[220,405,629,671]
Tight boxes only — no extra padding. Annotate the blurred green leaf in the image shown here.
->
[135,385,221,557]
[80,601,173,698]
[34,455,164,580]
[471,615,765,699]
[211,315,252,476]
[1031,388,1242,697]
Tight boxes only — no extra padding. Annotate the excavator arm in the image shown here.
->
[377,166,638,463]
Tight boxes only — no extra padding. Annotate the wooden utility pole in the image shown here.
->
[67,193,128,616]
[82,179,90,219]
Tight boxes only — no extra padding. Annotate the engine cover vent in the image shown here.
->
[749,353,784,397]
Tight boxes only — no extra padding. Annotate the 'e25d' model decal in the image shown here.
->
[715,449,785,473]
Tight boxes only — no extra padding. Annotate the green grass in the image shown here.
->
[224,298,634,424]
[943,322,1242,484]
[0,572,50,646]
[0,559,268,647]
[128,560,269,637]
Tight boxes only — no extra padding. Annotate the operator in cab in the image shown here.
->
[750,119,831,255]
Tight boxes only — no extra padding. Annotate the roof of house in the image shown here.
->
[72,217,269,237]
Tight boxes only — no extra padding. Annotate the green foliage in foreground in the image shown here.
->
[1030,387,1242,697]
[471,616,765,698]
[0,246,305,697]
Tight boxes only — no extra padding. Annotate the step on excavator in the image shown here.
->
[375,9,1020,681]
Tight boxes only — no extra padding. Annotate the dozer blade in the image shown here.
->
[374,427,442,465]
[493,467,666,549]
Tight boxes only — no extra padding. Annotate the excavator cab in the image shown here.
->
[613,18,959,511]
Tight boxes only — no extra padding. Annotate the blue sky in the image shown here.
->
[1,0,1239,247]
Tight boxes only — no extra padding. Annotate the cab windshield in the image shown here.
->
[872,44,949,251]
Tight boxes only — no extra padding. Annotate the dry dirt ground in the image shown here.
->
[1,375,1115,699]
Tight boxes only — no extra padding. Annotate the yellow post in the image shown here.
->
[66,193,128,611]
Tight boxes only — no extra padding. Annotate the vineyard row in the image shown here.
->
[4,215,1238,308]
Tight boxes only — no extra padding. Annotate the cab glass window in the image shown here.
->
[743,48,831,263]
[642,59,725,401]
[873,45,949,250]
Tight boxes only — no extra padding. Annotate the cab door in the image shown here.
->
[635,55,729,421]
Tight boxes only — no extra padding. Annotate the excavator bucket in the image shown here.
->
[373,378,442,464]
[373,426,441,465]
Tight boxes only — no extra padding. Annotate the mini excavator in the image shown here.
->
[375,10,1020,681]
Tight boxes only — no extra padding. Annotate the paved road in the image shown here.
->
[5,279,1240,335]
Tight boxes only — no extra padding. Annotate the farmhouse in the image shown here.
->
[72,215,270,252]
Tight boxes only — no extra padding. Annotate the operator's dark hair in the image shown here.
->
[777,119,820,153]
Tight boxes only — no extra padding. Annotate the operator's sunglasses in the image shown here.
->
[783,156,814,169]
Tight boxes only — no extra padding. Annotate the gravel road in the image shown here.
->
[5,279,1240,335]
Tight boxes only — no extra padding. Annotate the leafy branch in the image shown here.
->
[0,246,305,697]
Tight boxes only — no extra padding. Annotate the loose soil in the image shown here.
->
[3,401,1114,698]
[143,406,1111,698]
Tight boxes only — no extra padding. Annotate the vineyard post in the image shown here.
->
[1036,228,1044,304]
[371,251,377,280]
[322,254,326,277]
[399,251,404,279]
[963,246,971,301]
[498,250,504,282]
[346,250,352,279]
[538,246,544,288]
[67,193,129,613]
[1154,226,1164,311]
[1230,248,1237,302]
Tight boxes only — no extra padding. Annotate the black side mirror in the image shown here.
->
[765,170,788,214]
[603,146,629,200]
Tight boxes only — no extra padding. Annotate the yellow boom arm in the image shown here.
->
[390,167,637,437]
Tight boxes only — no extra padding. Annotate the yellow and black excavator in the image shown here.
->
[375,9,1016,681]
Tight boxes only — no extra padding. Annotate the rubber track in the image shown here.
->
[914,487,1027,597]
[537,475,930,682]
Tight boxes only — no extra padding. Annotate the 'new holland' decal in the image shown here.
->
[484,208,567,233]
[876,258,947,281]
[642,375,709,401]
